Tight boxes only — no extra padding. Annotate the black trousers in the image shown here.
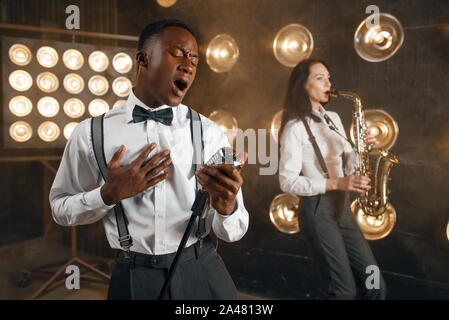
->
[107,236,239,300]
[299,190,386,300]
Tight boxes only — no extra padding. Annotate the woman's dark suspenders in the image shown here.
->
[90,108,205,256]
[301,117,330,179]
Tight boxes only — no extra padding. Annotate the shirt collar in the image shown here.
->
[311,104,326,119]
[125,88,175,123]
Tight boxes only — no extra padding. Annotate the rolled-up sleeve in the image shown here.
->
[202,117,249,242]
[49,119,115,227]
[279,120,327,196]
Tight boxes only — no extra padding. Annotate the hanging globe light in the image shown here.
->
[206,34,239,73]
[208,110,238,144]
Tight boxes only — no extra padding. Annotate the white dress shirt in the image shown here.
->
[279,105,356,197]
[50,90,249,255]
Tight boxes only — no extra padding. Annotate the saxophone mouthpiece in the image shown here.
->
[328,89,339,98]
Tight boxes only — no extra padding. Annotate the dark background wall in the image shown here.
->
[1,0,448,299]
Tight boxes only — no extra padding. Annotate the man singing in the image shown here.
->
[50,19,249,300]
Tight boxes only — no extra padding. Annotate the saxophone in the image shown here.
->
[329,90,400,217]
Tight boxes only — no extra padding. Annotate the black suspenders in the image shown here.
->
[90,107,205,254]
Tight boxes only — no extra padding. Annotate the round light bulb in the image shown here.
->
[9,70,32,92]
[112,52,133,74]
[63,98,85,118]
[88,75,109,96]
[156,0,177,7]
[9,121,32,142]
[63,122,79,140]
[63,73,85,94]
[208,110,238,144]
[206,34,239,73]
[38,121,60,142]
[88,99,110,117]
[37,97,59,117]
[273,24,314,67]
[36,46,58,68]
[88,51,109,72]
[9,44,32,66]
[112,77,132,97]
[113,100,126,108]
[36,72,59,93]
[63,49,84,70]
[9,96,33,117]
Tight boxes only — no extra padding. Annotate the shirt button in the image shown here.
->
[157,213,163,218]
[159,240,164,245]
[152,258,157,264]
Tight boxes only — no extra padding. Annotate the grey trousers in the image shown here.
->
[107,236,239,300]
[299,190,386,300]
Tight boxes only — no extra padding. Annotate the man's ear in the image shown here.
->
[136,50,149,68]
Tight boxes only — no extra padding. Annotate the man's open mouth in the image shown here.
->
[173,79,188,92]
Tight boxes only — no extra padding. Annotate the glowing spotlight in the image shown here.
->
[9,44,32,66]
[37,97,59,117]
[9,70,33,91]
[269,193,300,234]
[208,110,238,144]
[63,49,84,70]
[63,98,85,118]
[9,121,33,142]
[270,110,283,142]
[38,121,60,142]
[354,13,404,62]
[273,24,314,67]
[36,72,59,93]
[63,122,79,140]
[157,0,177,7]
[113,100,126,109]
[36,46,58,68]
[88,75,109,96]
[206,34,239,73]
[112,77,132,97]
[88,51,109,72]
[9,96,33,117]
[112,52,133,74]
[88,99,109,117]
[63,73,85,94]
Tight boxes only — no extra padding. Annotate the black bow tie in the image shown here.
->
[132,105,173,125]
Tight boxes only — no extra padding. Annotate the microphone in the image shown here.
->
[158,147,243,300]
[205,146,244,170]
[193,147,243,219]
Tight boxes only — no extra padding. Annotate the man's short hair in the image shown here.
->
[138,19,196,50]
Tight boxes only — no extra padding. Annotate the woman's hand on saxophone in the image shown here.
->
[364,128,378,146]
[326,175,372,194]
